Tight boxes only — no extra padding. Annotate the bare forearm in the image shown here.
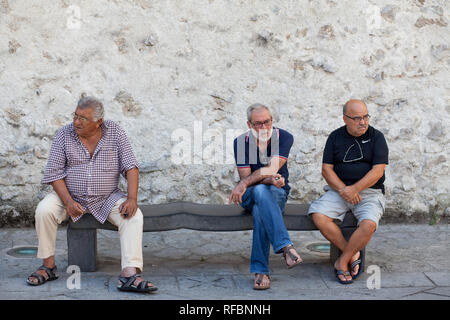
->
[352,166,385,193]
[126,168,139,200]
[322,167,346,192]
[261,177,273,185]
[51,179,72,206]
[240,168,273,187]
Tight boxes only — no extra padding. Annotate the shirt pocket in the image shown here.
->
[97,146,119,171]
[66,145,88,168]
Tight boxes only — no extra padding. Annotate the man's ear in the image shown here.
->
[96,118,103,128]
[247,120,251,129]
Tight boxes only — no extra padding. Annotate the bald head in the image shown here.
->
[343,99,367,115]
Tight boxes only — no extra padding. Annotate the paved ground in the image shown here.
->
[0,223,448,300]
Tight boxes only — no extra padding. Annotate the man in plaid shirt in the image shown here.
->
[26,96,157,293]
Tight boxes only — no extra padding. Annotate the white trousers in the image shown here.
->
[35,192,144,271]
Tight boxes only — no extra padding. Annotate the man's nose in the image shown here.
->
[73,117,82,125]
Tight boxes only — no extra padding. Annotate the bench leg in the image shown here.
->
[329,227,366,273]
[67,227,97,272]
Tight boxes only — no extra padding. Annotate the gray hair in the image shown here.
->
[77,96,104,121]
[247,103,271,122]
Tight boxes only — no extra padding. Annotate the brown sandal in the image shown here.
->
[282,245,303,269]
[253,273,270,290]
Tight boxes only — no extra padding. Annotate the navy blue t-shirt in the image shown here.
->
[233,128,294,195]
[322,125,389,193]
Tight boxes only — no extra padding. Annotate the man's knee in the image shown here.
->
[311,212,334,226]
[35,200,53,221]
[358,219,377,234]
[268,184,286,197]
[252,184,270,200]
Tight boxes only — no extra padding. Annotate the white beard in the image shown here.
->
[251,127,273,143]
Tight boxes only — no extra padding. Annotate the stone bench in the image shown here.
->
[67,202,365,272]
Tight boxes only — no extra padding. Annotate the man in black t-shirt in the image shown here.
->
[308,99,389,285]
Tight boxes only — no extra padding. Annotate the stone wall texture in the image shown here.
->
[0,0,449,226]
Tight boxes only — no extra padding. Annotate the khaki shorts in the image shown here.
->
[307,185,385,229]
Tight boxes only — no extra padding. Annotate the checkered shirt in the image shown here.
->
[42,120,139,224]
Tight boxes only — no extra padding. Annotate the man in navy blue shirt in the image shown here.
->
[230,103,302,290]
[308,99,389,285]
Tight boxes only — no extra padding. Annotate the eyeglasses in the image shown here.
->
[251,118,272,128]
[344,114,371,122]
[72,112,94,123]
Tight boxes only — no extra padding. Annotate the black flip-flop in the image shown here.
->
[350,251,364,280]
[334,268,353,285]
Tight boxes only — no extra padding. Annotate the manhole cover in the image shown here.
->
[6,246,38,258]
[306,242,330,254]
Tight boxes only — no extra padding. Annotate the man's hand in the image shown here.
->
[339,185,361,205]
[271,174,285,188]
[229,181,247,205]
[119,198,138,219]
[65,198,85,218]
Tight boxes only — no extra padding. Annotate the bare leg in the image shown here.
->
[311,213,347,251]
[337,219,376,277]
[311,213,361,282]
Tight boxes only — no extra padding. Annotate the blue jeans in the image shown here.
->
[241,184,292,275]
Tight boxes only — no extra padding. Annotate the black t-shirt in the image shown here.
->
[322,125,389,193]
[234,128,294,195]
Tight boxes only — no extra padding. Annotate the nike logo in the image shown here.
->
[362,139,371,143]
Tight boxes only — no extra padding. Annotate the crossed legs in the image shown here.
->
[242,184,302,289]
[311,213,376,282]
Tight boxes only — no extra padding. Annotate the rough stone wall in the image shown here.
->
[0,0,448,226]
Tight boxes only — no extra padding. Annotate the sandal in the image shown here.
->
[350,251,363,280]
[117,274,158,293]
[282,245,303,269]
[334,268,353,285]
[26,265,58,286]
[253,274,270,290]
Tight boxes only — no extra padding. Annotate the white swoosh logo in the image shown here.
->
[362,139,371,143]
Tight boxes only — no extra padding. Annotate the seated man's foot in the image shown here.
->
[282,245,303,269]
[349,251,362,279]
[253,273,270,290]
[334,258,353,285]
[117,273,158,293]
[27,265,58,286]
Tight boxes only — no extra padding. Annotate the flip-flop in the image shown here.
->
[350,251,363,280]
[334,268,353,285]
